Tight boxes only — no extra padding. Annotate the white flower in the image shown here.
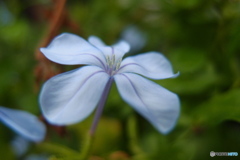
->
[39,33,180,134]
[0,106,46,142]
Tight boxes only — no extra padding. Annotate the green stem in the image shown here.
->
[79,132,94,160]
[127,114,143,154]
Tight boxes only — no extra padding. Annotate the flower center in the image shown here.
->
[105,54,122,76]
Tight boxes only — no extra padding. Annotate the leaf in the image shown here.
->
[193,89,240,125]
[158,64,218,95]
[169,47,207,73]
[172,0,201,9]
[37,142,80,157]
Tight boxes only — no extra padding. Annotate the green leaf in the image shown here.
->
[169,47,207,73]
[193,89,240,125]
[158,64,218,95]
[37,142,80,157]
[172,0,201,9]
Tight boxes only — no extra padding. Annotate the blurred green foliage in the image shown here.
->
[1,0,240,160]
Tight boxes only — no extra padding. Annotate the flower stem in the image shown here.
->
[127,114,143,154]
[89,77,114,136]
[79,77,113,159]
[79,132,94,159]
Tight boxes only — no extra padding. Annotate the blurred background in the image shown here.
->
[0,0,240,159]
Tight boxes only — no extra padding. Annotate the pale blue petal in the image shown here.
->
[88,35,130,60]
[0,106,46,142]
[97,46,126,63]
[118,52,179,79]
[11,135,30,156]
[88,35,106,47]
[40,33,106,68]
[121,25,146,53]
[114,73,180,134]
[112,40,130,53]
[39,66,110,125]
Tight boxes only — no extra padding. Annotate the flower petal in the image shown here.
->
[40,33,106,68]
[0,106,46,142]
[11,135,30,156]
[97,46,127,64]
[114,73,180,134]
[88,35,106,47]
[39,66,110,125]
[88,35,130,60]
[121,25,146,53]
[112,40,130,53]
[118,52,179,79]
[89,36,130,53]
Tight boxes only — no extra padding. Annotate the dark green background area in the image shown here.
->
[0,0,240,159]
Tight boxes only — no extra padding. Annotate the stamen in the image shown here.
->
[105,54,123,75]
[115,58,122,70]
[112,54,115,64]
[109,58,113,68]
[106,56,110,64]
